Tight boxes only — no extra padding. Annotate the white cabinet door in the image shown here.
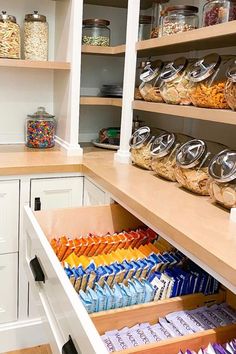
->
[30,177,83,211]
[0,180,19,254]
[0,253,18,324]
[84,179,106,206]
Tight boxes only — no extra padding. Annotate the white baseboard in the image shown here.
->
[55,136,83,156]
[79,133,97,143]
[0,318,46,353]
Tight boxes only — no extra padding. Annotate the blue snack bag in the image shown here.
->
[75,266,86,292]
[132,278,145,304]
[141,279,155,303]
[128,280,139,305]
[104,265,115,287]
[104,282,115,310]
[85,262,97,290]
[95,266,108,287]
[113,283,124,308]
[94,283,107,312]
[122,260,135,282]
[119,283,132,307]
[79,289,93,314]
[87,287,98,313]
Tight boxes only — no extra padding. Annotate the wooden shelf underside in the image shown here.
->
[84,0,152,9]
[82,44,125,56]
[133,100,236,125]
[80,97,122,107]
[0,59,70,70]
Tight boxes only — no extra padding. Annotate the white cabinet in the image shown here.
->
[30,177,83,211]
[84,179,106,206]
[0,180,19,254]
[0,253,18,324]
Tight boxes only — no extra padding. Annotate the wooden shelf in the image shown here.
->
[80,97,122,107]
[82,44,125,56]
[133,100,236,125]
[137,21,236,56]
[0,59,70,70]
[84,0,152,9]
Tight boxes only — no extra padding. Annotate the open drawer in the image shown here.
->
[24,204,236,354]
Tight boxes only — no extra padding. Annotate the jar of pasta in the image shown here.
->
[0,11,21,59]
[160,57,194,105]
[151,132,192,181]
[139,60,164,103]
[208,150,236,209]
[225,60,236,110]
[129,126,165,170]
[188,54,234,109]
[24,11,48,61]
[175,139,227,195]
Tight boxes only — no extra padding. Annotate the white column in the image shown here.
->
[115,0,140,163]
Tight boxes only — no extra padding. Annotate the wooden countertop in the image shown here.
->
[0,145,236,293]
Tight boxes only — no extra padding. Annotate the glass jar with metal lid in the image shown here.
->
[82,19,110,47]
[208,150,236,209]
[26,107,56,149]
[162,5,199,37]
[151,0,169,38]
[159,57,194,105]
[0,11,21,59]
[139,59,164,103]
[134,60,150,100]
[129,126,165,170]
[188,53,234,109]
[151,132,192,181]
[225,60,236,110]
[138,15,152,41]
[24,11,48,61]
[175,139,227,195]
[202,0,236,27]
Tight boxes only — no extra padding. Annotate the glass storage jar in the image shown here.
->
[139,60,164,103]
[151,0,169,38]
[162,5,199,37]
[129,126,165,170]
[188,54,234,109]
[202,0,236,27]
[208,150,236,209]
[24,11,48,61]
[0,11,20,59]
[175,139,227,195]
[151,132,192,181]
[26,107,56,149]
[160,57,194,105]
[134,60,150,100]
[82,19,110,47]
[138,15,152,41]
[225,60,236,110]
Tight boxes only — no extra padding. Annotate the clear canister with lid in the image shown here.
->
[24,11,48,61]
[225,60,236,110]
[26,107,56,149]
[202,0,236,27]
[151,0,169,38]
[129,126,165,170]
[0,11,21,59]
[151,132,192,181]
[162,5,199,37]
[134,60,150,100]
[139,59,164,103]
[175,139,227,195]
[82,19,110,47]
[160,57,194,105]
[138,15,152,41]
[208,150,236,209]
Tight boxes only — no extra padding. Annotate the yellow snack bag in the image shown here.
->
[64,252,81,268]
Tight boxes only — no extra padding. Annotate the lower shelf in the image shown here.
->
[80,97,122,107]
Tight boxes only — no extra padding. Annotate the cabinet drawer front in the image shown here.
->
[31,177,83,211]
[84,179,106,206]
[24,206,107,354]
[0,180,19,254]
[0,253,18,324]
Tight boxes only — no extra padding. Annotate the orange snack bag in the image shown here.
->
[83,236,95,256]
[76,237,89,257]
[57,236,69,261]
[62,239,76,261]
[87,235,101,257]
[94,235,108,255]
[50,238,59,255]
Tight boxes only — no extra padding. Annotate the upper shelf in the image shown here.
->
[82,45,125,56]
[0,59,70,70]
[84,0,152,9]
[137,21,236,56]
[80,97,122,107]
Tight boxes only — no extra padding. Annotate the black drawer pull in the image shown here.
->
[62,335,78,354]
[30,256,45,283]
[34,197,41,211]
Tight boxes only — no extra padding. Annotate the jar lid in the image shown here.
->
[208,150,236,183]
[139,15,152,24]
[28,107,55,119]
[160,57,188,82]
[151,132,176,157]
[227,60,236,82]
[0,11,16,23]
[129,126,151,149]
[188,54,221,83]
[25,11,46,22]
[83,18,110,26]
[166,5,198,13]
[176,139,206,168]
[140,60,164,83]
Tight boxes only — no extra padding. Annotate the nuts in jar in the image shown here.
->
[0,11,21,59]
[82,19,110,47]
[162,5,199,36]
[225,60,236,110]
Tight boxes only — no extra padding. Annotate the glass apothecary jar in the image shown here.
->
[151,132,192,181]
[26,107,56,149]
[162,5,199,37]
[151,0,169,38]
[82,19,110,47]
[188,54,233,109]
[175,139,227,195]
[129,126,165,170]
[139,60,164,103]
[24,11,48,61]
[202,0,236,27]
[134,60,150,100]
[225,60,236,110]
[160,57,194,105]
[0,11,21,59]
[208,150,236,209]
[138,15,152,41]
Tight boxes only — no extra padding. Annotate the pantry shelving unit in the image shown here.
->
[82,44,125,56]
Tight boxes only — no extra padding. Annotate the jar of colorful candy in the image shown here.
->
[26,107,56,148]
